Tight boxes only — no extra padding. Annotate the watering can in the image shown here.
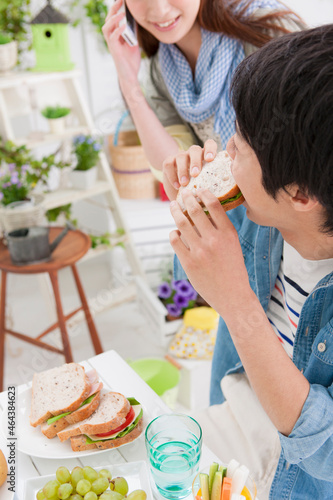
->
[6,223,75,265]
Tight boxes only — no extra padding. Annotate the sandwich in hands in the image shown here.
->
[57,391,144,451]
[30,363,103,439]
[176,151,244,216]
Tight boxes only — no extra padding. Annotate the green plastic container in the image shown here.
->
[129,358,181,408]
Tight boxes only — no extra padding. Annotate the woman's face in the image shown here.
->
[126,0,201,44]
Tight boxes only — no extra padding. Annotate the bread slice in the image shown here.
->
[176,151,244,213]
[30,363,91,427]
[40,416,70,440]
[57,421,84,442]
[70,417,144,452]
[40,391,101,439]
[57,392,130,441]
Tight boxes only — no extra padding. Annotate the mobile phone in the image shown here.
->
[118,2,137,47]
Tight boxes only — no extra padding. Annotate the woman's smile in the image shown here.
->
[151,16,181,31]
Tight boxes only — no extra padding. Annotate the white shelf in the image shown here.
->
[0,69,145,281]
[0,69,82,89]
[15,126,90,148]
[81,234,129,262]
[42,181,112,210]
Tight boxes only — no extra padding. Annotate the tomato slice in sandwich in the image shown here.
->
[95,406,135,438]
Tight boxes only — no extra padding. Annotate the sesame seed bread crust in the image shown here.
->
[40,392,101,439]
[221,193,245,212]
[30,363,91,428]
[66,391,101,424]
[40,417,70,440]
[57,392,130,441]
[70,417,144,452]
[79,392,130,435]
[57,422,83,442]
[176,151,242,211]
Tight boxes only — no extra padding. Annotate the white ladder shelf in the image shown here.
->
[0,69,146,311]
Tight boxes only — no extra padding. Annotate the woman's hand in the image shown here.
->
[169,187,251,320]
[162,139,218,201]
[102,0,141,93]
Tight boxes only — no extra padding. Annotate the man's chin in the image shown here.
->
[243,203,256,223]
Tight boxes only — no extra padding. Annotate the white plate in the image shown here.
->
[1,387,148,460]
[24,461,153,500]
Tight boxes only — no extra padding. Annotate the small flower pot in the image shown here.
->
[166,313,183,322]
[0,41,18,73]
[48,117,67,135]
[69,166,97,190]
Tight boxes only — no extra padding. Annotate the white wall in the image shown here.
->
[286,0,333,26]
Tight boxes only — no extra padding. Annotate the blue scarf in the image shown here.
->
[159,0,285,148]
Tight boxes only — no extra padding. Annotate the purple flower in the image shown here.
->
[93,143,101,151]
[10,174,19,184]
[174,293,189,309]
[74,135,85,145]
[166,303,182,317]
[158,282,172,299]
[21,164,29,173]
[188,288,198,301]
[172,279,195,297]
[0,192,3,201]
[8,163,16,172]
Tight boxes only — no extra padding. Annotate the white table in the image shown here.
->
[0,350,219,500]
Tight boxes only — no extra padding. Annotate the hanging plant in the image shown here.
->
[83,0,108,46]
[64,0,109,48]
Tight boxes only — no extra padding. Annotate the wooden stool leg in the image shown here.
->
[71,265,103,355]
[0,271,7,392]
[48,271,73,363]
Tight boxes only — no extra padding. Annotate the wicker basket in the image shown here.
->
[0,194,45,234]
[109,130,159,199]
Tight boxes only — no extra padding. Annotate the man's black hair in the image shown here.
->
[231,24,333,235]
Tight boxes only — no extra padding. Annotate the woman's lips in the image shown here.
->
[152,16,180,32]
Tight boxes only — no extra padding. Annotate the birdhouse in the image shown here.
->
[30,0,74,72]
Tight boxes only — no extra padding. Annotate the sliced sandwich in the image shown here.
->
[30,363,103,439]
[176,150,244,216]
[57,392,144,452]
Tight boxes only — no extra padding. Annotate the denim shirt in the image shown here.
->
[174,205,333,498]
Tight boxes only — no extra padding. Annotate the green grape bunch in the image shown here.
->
[36,466,147,500]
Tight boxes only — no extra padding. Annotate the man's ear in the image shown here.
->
[289,187,319,212]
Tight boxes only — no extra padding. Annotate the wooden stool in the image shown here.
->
[0,227,103,391]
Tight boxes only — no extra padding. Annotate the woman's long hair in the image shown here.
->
[132,0,302,57]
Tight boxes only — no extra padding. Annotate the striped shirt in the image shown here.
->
[266,241,333,358]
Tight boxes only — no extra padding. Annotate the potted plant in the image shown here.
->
[41,105,71,134]
[69,135,102,190]
[158,278,199,321]
[0,139,68,232]
[0,33,18,73]
[0,1,31,66]
[0,163,45,234]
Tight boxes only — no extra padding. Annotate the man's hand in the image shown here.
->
[169,187,251,319]
[162,140,218,201]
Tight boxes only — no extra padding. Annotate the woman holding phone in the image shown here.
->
[103,0,303,183]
